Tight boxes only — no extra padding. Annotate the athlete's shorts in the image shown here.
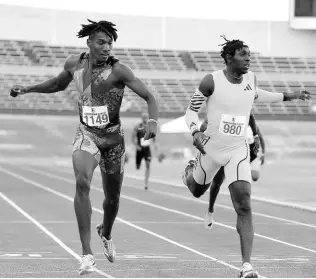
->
[193,140,251,187]
[136,146,151,169]
[72,123,125,174]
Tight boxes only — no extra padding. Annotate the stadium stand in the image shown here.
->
[0,39,315,117]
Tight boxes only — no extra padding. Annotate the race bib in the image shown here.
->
[140,138,151,147]
[82,105,109,127]
[218,114,246,137]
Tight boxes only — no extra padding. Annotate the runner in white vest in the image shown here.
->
[182,35,311,278]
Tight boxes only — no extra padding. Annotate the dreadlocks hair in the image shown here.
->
[219,34,248,64]
[77,19,118,41]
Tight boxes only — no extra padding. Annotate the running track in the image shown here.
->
[0,116,316,277]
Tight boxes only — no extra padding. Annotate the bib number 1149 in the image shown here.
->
[82,106,109,127]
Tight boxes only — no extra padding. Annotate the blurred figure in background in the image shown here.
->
[132,112,158,190]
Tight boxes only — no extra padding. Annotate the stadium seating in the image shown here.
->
[0,40,33,66]
[1,73,314,116]
[0,39,315,117]
[1,39,315,74]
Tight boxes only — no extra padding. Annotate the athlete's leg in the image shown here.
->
[136,149,143,170]
[208,166,225,213]
[182,152,220,198]
[144,147,152,190]
[144,160,150,189]
[72,128,100,256]
[229,181,253,264]
[204,166,225,229]
[100,170,124,240]
[96,135,125,263]
[225,143,258,277]
[73,151,98,255]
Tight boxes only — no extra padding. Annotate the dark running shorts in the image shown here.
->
[72,123,125,174]
[136,146,151,169]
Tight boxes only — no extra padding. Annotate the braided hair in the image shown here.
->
[219,35,248,64]
[77,19,118,41]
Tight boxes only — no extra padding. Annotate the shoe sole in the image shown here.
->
[103,249,115,263]
[96,224,116,263]
[204,223,213,230]
[79,264,96,276]
[79,268,93,276]
[240,271,259,278]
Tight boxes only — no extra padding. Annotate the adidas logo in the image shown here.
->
[244,84,252,91]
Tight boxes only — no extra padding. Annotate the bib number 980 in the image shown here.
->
[223,124,242,135]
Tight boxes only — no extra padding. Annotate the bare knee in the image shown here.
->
[75,173,91,197]
[234,195,252,216]
[229,181,252,216]
[103,194,120,207]
[189,180,210,198]
[193,190,203,198]
[145,161,151,170]
[73,151,97,197]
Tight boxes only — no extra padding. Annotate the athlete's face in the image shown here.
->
[87,31,113,62]
[229,47,251,74]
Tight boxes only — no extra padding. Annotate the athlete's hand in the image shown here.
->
[10,85,27,98]
[285,90,311,101]
[136,145,142,151]
[143,121,157,140]
[193,131,206,155]
[260,154,265,165]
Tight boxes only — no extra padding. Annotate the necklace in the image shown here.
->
[226,70,242,80]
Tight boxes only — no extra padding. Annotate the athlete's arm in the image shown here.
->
[254,75,311,102]
[152,137,158,153]
[248,112,258,136]
[185,74,213,155]
[185,74,213,135]
[257,126,265,154]
[116,63,158,121]
[115,63,158,139]
[10,56,75,97]
[132,125,138,146]
[132,125,141,150]
[200,119,208,133]
[248,112,260,156]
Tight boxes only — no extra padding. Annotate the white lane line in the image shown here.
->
[0,192,112,278]
[24,166,316,255]
[126,184,316,230]
[123,173,316,213]
[28,166,316,229]
[0,165,242,275]
[58,166,316,214]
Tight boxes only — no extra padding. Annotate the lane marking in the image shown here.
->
[0,191,112,278]
[31,166,316,229]
[24,166,316,255]
[58,167,316,213]
[0,165,243,275]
